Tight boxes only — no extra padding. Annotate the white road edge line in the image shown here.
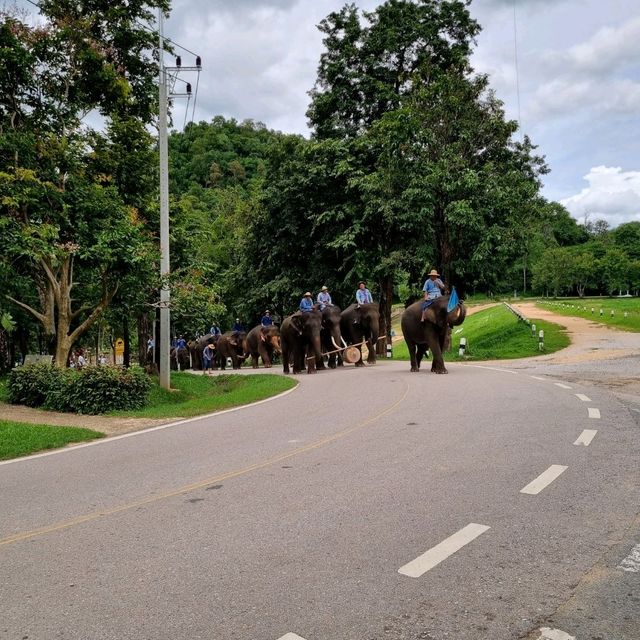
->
[277,634,307,640]
[520,465,568,495]
[537,628,576,640]
[574,429,597,446]
[575,393,591,402]
[398,523,490,578]
[531,376,546,381]
[0,384,300,467]
[617,543,640,572]
[554,382,572,389]
[469,365,518,374]
[588,407,601,419]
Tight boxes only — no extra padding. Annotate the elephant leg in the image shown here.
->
[251,350,259,368]
[281,346,291,374]
[430,337,447,374]
[415,343,428,370]
[258,345,271,368]
[406,339,419,372]
[366,338,376,364]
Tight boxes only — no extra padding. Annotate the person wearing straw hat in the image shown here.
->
[261,310,273,327]
[299,291,314,313]
[423,269,446,300]
[317,285,332,310]
[355,280,373,306]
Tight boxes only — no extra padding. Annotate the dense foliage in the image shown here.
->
[8,363,151,414]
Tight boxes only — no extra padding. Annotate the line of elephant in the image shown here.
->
[170,295,466,375]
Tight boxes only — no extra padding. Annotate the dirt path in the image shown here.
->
[2,302,638,436]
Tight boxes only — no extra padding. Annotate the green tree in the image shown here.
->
[531,247,574,297]
[612,221,640,261]
[0,2,167,366]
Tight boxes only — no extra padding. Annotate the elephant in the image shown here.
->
[280,310,324,374]
[243,325,281,368]
[320,305,345,368]
[188,334,219,371]
[170,346,190,370]
[216,331,247,370]
[400,296,466,374]
[340,303,380,366]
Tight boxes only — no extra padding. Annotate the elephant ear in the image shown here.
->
[291,314,304,334]
[421,305,439,325]
[423,302,448,327]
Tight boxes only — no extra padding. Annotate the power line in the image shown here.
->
[513,0,523,139]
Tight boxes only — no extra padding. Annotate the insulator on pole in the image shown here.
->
[196,55,202,68]
[186,82,192,94]
[176,55,182,67]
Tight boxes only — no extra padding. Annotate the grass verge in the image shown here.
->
[0,420,104,461]
[537,298,640,332]
[108,372,298,419]
[392,304,569,361]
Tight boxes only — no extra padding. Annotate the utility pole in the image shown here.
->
[158,8,171,390]
[156,11,201,390]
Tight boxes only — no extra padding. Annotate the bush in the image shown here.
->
[7,364,151,414]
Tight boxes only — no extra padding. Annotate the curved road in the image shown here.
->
[1,360,639,640]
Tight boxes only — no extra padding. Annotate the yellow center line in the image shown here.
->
[1,380,410,548]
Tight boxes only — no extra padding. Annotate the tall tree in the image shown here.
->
[0,1,167,366]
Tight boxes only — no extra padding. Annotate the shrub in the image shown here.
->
[7,364,151,414]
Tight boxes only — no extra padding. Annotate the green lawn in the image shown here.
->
[0,420,104,461]
[537,297,640,332]
[108,371,298,419]
[391,304,569,361]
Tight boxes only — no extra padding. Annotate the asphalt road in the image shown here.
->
[1,360,639,640]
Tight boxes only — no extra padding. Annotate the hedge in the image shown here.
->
[7,363,151,414]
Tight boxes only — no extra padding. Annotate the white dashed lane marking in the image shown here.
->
[277,634,307,640]
[398,523,490,578]
[588,407,601,419]
[617,543,640,572]
[574,429,597,446]
[520,465,568,495]
[531,376,546,381]
[554,382,572,389]
[575,393,591,402]
[537,628,575,640]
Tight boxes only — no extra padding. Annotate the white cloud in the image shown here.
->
[561,166,640,228]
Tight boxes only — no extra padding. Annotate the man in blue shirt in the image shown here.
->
[261,310,273,327]
[317,286,332,310]
[299,292,314,313]
[423,269,445,300]
[208,322,222,336]
[356,281,373,305]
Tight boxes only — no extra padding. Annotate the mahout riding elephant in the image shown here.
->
[243,325,281,368]
[320,305,345,368]
[400,296,466,374]
[189,334,219,371]
[170,346,190,370]
[216,331,247,370]
[340,303,380,366]
[280,310,324,374]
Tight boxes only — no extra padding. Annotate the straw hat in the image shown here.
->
[304,291,312,297]
[428,269,440,277]
[321,285,328,291]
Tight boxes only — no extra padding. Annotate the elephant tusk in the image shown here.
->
[341,337,347,348]
[331,336,342,351]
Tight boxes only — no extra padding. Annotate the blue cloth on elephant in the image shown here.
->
[447,287,459,313]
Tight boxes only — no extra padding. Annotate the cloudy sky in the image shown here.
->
[17,0,640,228]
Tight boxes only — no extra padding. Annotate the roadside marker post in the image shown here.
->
[538,329,544,351]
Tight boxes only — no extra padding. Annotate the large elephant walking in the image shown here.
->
[400,296,466,374]
[340,303,380,366]
[243,325,281,368]
[320,305,345,368]
[188,334,219,371]
[170,346,190,370]
[216,331,247,370]
[280,310,324,374]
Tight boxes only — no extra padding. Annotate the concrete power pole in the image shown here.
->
[158,9,171,390]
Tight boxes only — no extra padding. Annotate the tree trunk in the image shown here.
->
[378,275,394,355]
[137,313,151,366]
[123,316,131,368]
[0,329,10,373]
